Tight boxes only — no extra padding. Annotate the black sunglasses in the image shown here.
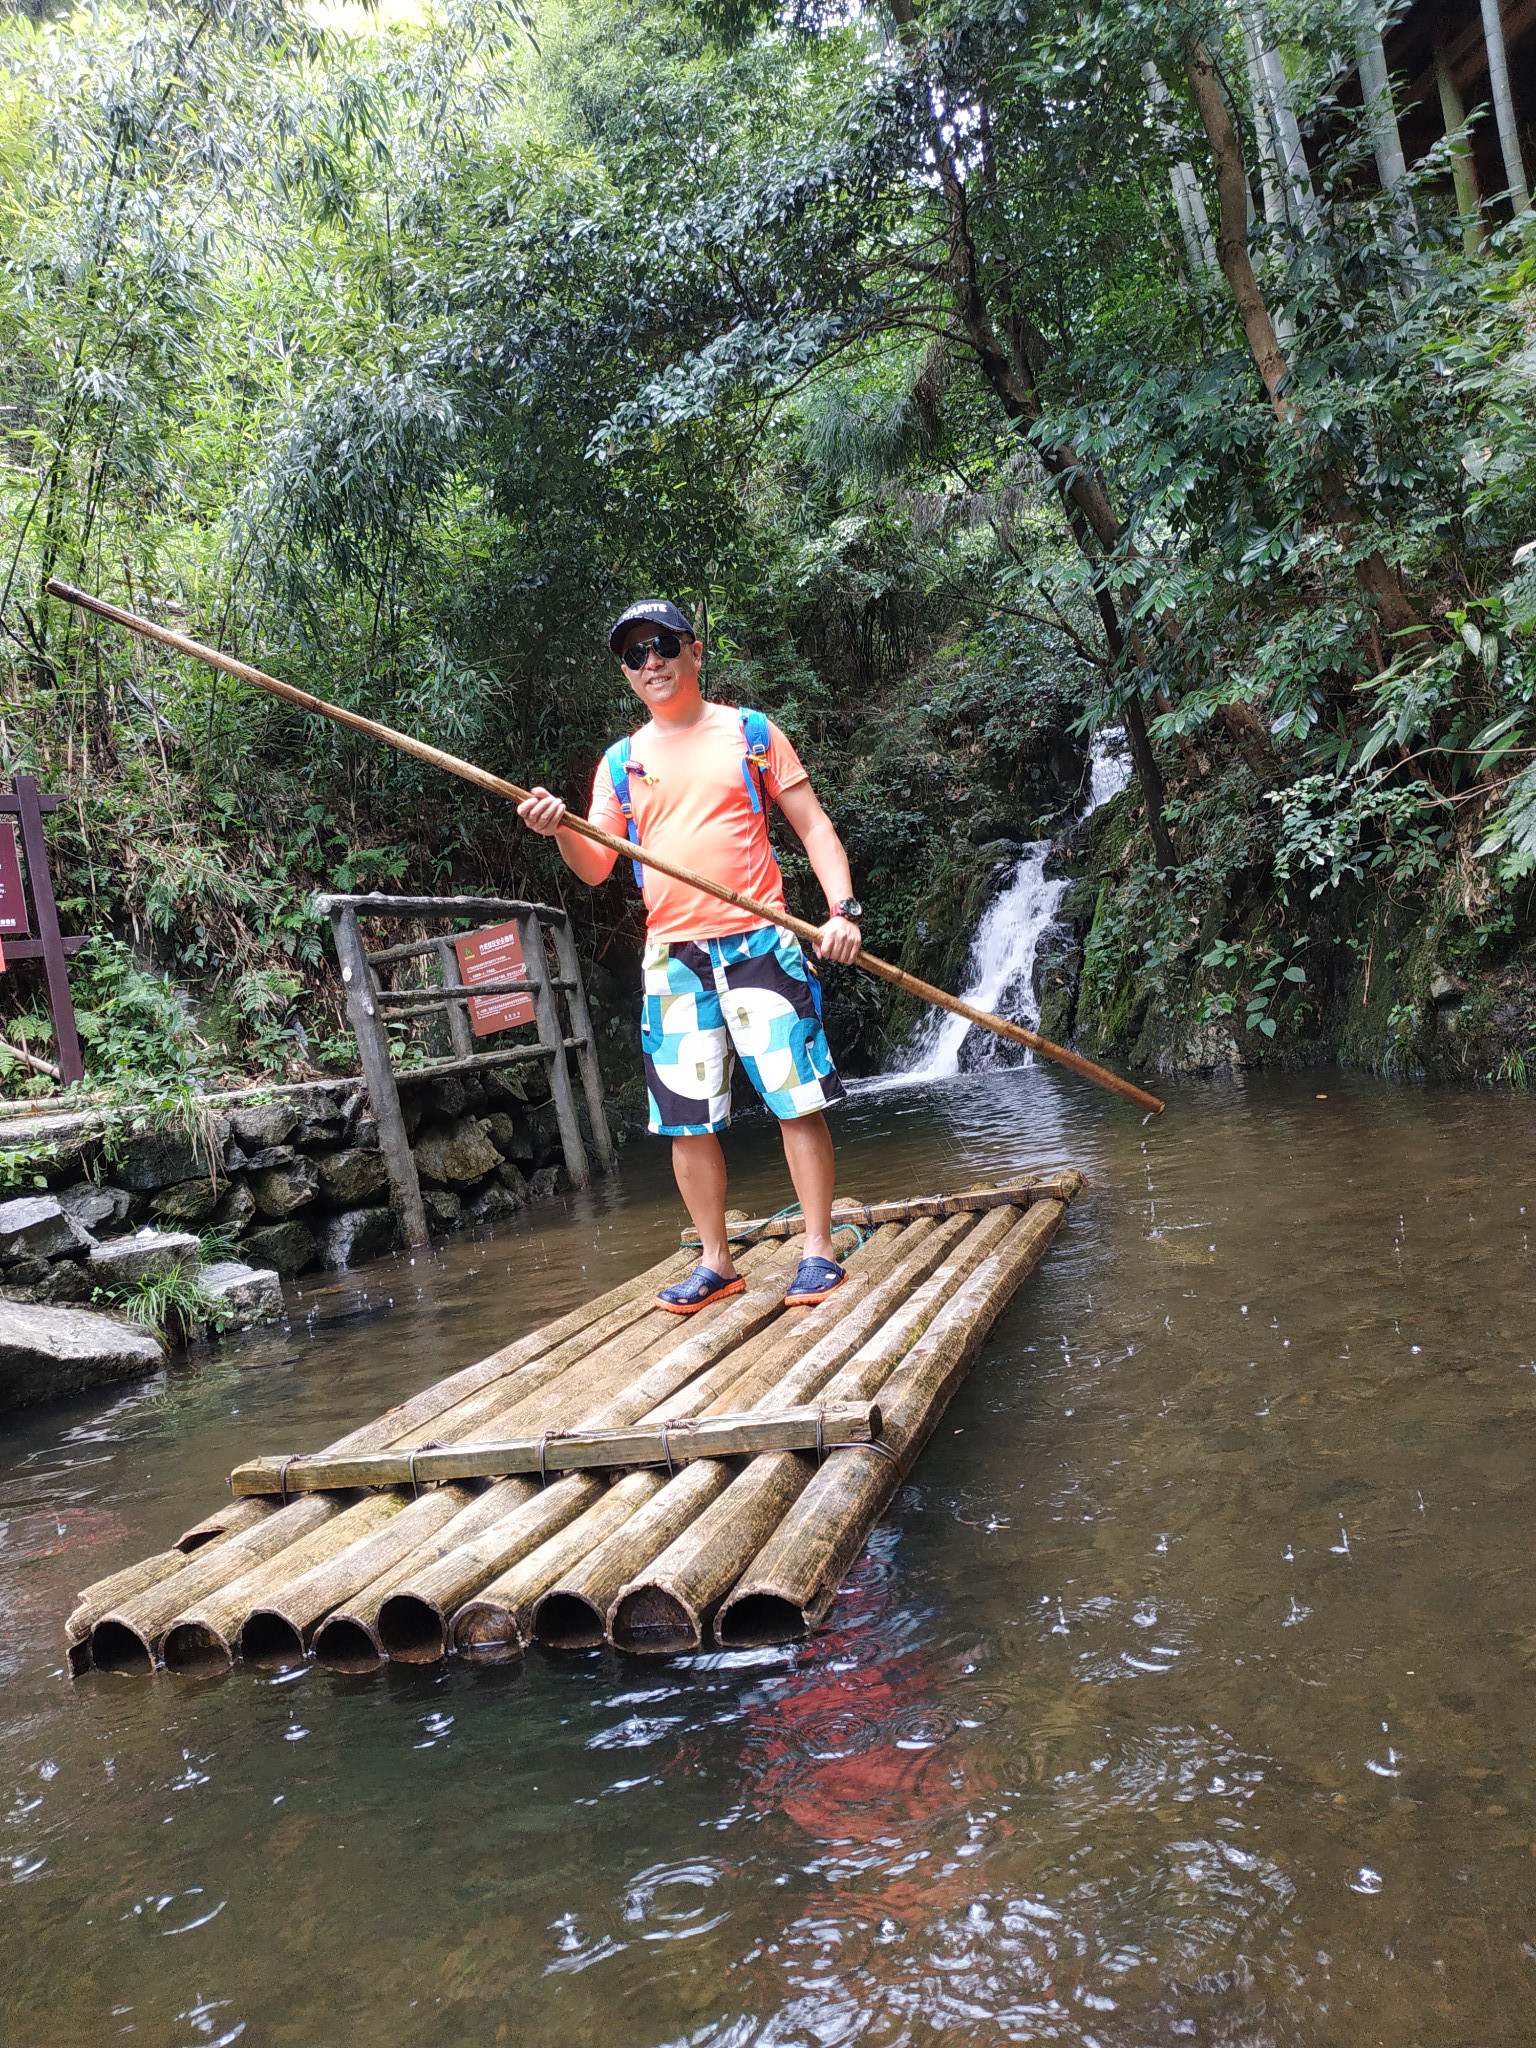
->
[620,631,685,671]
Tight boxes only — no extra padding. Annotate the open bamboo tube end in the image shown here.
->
[714,1592,810,1648]
[607,1586,701,1656]
[449,1602,524,1662]
[89,1618,157,1675]
[311,1615,387,1674]
[530,1590,608,1651]
[238,1611,308,1668]
[376,1593,453,1664]
[161,1619,238,1673]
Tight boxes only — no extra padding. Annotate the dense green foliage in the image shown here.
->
[3,0,1535,1095]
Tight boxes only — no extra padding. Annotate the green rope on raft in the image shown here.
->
[678,1199,870,1254]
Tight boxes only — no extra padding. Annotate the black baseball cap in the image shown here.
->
[607,598,696,656]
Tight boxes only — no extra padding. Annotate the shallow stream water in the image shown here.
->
[3,1069,1535,2046]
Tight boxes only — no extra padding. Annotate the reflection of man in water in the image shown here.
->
[738,1548,973,1844]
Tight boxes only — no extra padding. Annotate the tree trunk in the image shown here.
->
[1477,0,1530,214]
[1348,0,1422,267]
[1143,62,1218,279]
[1183,40,1295,412]
[1183,37,1429,646]
[1434,31,1485,250]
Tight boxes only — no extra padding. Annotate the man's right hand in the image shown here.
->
[518,788,567,837]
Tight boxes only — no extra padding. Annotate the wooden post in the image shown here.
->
[1,776,85,1084]
[329,904,430,1248]
[514,910,589,1191]
[433,937,476,1060]
[547,916,615,1173]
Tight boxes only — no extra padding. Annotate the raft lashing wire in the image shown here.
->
[67,1173,1084,1678]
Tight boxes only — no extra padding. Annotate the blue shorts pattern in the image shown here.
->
[641,925,848,1136]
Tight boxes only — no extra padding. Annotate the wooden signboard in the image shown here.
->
[453,920,536,1036]
[0,776,85,1082]
[0,822,27,936]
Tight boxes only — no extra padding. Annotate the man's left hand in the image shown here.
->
[813,915,862,965]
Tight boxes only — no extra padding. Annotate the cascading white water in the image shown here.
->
[893,729,1132,1082]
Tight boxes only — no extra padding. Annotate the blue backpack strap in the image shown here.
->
[739,708,773,814]
[604,735,645,890]
[738,708,780,869]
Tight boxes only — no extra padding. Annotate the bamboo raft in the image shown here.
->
[67,1172,1084,1677]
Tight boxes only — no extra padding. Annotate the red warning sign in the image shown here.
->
[0,821,27,936]
[453,920,536,1037]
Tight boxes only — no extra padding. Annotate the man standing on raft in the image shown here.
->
[517,599,863,1314]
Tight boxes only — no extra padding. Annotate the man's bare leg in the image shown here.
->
[671,1133,739,1278]
[780,1111,838,1263]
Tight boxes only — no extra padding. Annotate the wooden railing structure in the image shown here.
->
[317,893,615,1248]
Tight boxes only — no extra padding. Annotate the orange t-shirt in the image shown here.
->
[589,702,809,940]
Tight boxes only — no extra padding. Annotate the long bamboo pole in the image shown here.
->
[44,579,1164,1117]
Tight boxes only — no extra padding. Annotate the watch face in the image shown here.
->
[836,898,863,921]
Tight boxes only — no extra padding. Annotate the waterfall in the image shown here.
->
[892,729,1131,1082]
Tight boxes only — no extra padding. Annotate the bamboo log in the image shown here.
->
[707,1213,979,1416]
[319,1243,699,1460]
[376,1475,609,1662]
[681,1179,1077,1246]
[481,1240,796,1438]
[43,582,1165,1117]
[717,1196,1068,1644]
[554,1244,807,1437]
[383,1290,667,1448]
[447,1228,915,1659]
[175,1495,280,1552]
[414,1238,792,1450]
[66,1498,280,1668]
[239,1483,483,1664]
[530,1462,739,1650]
[230,1404,880,1496]
[601,1208,1020,1652]
[89,1493,351,1673]
[452,1471,668,1660]
[161,1491,408,1671]
[310,1479,533,1670]
[639,1221,911,1425]
[609,1452,816,1653]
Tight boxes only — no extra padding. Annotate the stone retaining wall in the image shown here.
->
[0,1057,588,1308]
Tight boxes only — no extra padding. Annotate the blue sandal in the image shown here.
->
[657,1264,747,1315]
[784,1256,847,1307]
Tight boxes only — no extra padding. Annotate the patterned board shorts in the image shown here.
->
[641,925,848,1136]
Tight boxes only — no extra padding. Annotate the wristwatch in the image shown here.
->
[832,897,863,923]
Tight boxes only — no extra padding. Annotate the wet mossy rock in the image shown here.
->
[413,1118,502,1189]
[88,1228,201,1289]
[1047,748,1536,1082]
[229,1101,302,1150]
[422,1188,463,1233]
[113,1126,219,1192]
[249,1157,322,1218]
[151,1178,224,1227]
[314,1206,397,1270]
[199,1261,284,1324]
[243,1219,320,1277]
[316,1148,391,1207]
[0,1196,92,1264]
